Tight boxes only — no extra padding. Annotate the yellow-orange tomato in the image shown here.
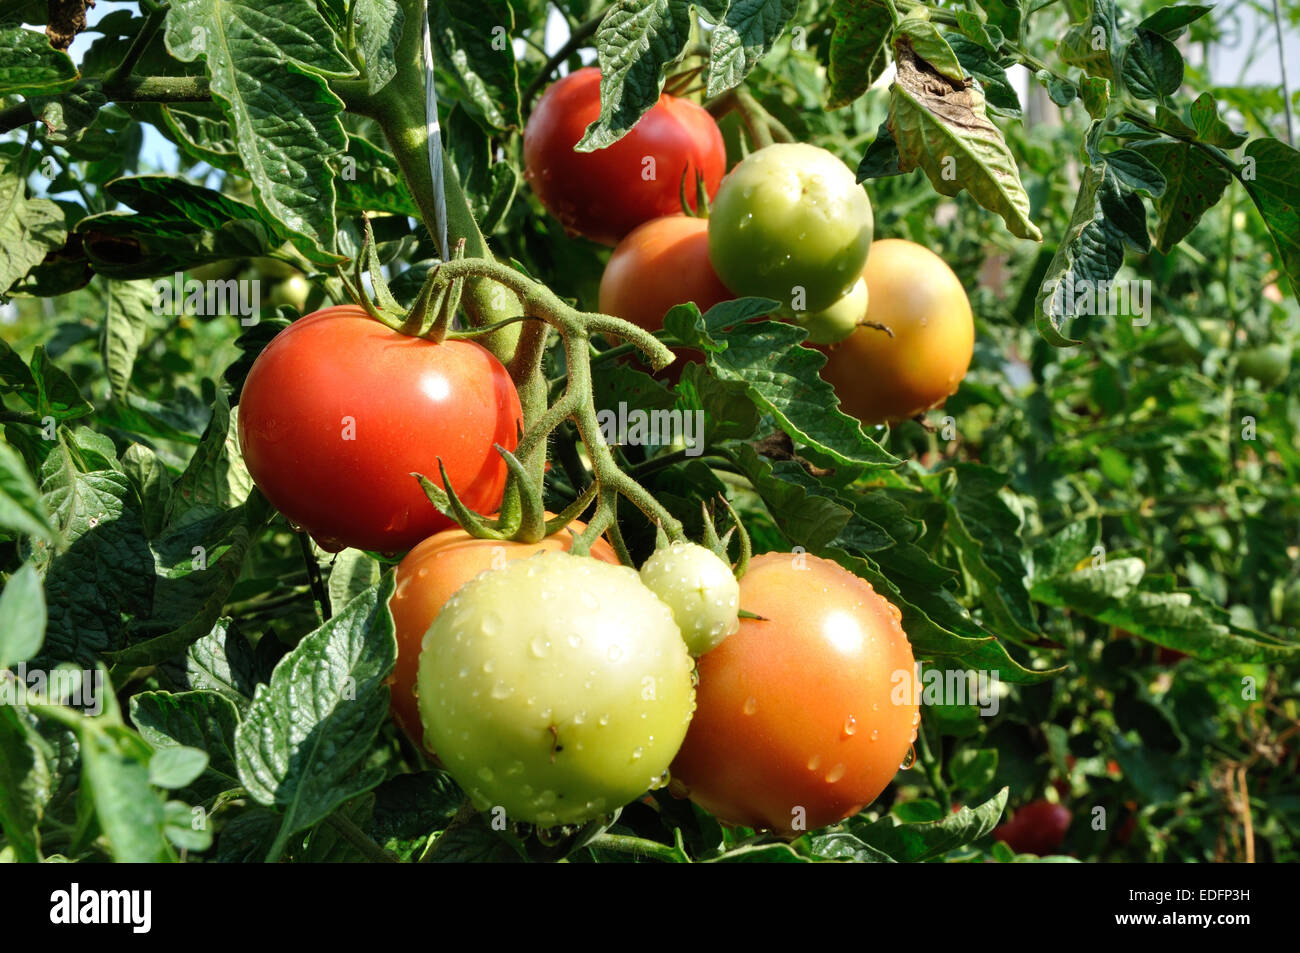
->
[599,215,733,334]
[670,552,919,833]
[820,238,974,424]
[388,521,619,747]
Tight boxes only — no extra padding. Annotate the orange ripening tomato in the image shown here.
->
[387,520,619,748]
[524,67,726,246]
[820,239,974,425]
[670,552,919,833]
[599,215,733,334]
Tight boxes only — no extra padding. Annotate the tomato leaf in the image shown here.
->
[1031,559,1300,663]
[0,26,76,95]
[826,0,892,109]
[1241,138,1300,307]
[1120,29,1184,102]
[848,788,1008,861]
[234,574,397,860]
[27,430,155,668]
[0,563,46,670]
[131,690,242,805]
[672,300,898,468]
[1131,137,1232,253]
[0,441,58,544]
[0,707,48,862]
[1058,0,1120,81]
[432,0,522,131]
[1137,4,1213,39]
[887,31,1042,241]
[351,0,403,95]
[79,720,171,862]
[0,160,67,296]
[703,0,799,98]
[164,0,353,256]
[578,0,700,151]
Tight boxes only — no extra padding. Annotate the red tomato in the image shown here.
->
[387,520,619,747]
[993,800,1072,855]
[524,68,726,246]
[238,307,522,553]
[599,215,733,333]
[670,552,919,833]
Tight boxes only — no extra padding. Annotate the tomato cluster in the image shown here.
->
[390,528,918,833]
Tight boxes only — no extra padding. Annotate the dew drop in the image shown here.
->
[742,696,758,716]
[843,715,858,737]
[807,754,822,772]
[870,729,880,742]
[530,636,550,658]
[607,645,623,662]
[825,763,847,783]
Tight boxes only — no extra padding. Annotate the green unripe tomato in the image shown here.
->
[268,274,311,312]
[1236,344,1290,388]
[639,542,740,656]
[417,552,696,827]
[707,143,874,313]
[794,276,868,344]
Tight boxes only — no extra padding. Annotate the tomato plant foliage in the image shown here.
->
[0,0,1298,865]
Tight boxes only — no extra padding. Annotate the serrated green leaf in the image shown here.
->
[578,0,696,151]
[29,431,155,668]
[164,1,352,255]
[131,690,242,804]
[827,0,891,109]
[234,574,397,858]
[433,0,521,130]
[121,443,173,540]
[1031,559,1300,663]
[669,302,898,467]
[327,549,382,615]
[1059,0,1119,80]
[946,34,1021,118]
[352,0,403,94]
[1033,163,1140,345]
[888,35,1041,241]
[850,789,1007,861]
[705,0,799,98]
[896,14,965,83]
[0,162,66,296]
[1080,76,1110,119]
[102,279,156,401]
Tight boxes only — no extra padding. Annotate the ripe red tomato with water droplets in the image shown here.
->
[237,307,522,553]
[388,519,619,747]
[670,552,919,833]
[524,67,726,246]
[993,800,1072,855]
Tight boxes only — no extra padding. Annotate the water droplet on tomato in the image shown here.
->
[742,696,758,715]
[843,715,858,737]
[807,754,822,771]
[825,763,846,783]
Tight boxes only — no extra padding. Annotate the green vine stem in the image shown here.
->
[337,0,520,365]
[417,256,686,550]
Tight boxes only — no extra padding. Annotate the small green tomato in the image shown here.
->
[639,542,740,656]
[417,551,695,828]
[707,143,874,313]
[794,276,868,344]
